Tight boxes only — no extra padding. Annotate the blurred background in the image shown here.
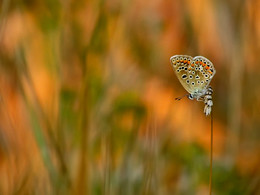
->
[0,0,260,194]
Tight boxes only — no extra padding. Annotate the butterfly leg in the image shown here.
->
[196,97,204,102]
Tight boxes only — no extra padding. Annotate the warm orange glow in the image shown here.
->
[0,0,259,194]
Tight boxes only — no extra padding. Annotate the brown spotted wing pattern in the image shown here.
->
[170,55,216,96]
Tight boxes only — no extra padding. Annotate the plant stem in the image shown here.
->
[209,111,213,195]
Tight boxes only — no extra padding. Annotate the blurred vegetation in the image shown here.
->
[0,0,260,194]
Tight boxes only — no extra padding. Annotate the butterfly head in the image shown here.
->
[189,88,208,100]
[188,94,194,100]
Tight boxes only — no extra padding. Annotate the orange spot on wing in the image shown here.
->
[180,60,184,63]
[203,63,206,67]
[205,66,210,70]
[188,66,192,70]
[208,70,213,74]
[195,61,199,64]
[187,61,190,64]
[191,63,195,67]
[184,60,187,63]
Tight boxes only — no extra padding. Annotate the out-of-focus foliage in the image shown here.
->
[0,0,260,194]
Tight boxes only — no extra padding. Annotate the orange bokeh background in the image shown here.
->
[0,0,260,194]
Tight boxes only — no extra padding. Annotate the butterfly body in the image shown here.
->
[170,55,216,116]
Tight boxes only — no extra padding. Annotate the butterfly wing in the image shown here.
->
[193,56,216,90]
[170,55,216,95]
[170,55,196,94]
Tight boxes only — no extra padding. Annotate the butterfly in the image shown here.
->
[170,55,216,116]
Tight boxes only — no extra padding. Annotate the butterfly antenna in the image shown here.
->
[175,94,189,101]
[209,110,213,195]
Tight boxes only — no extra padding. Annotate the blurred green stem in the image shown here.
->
[15,49,71,192]
[75,64,89,194]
